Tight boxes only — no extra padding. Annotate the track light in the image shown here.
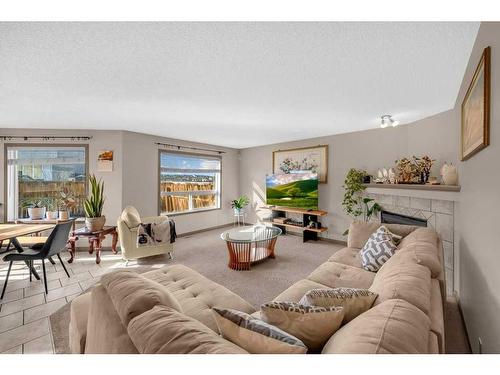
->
[380,115,399,128]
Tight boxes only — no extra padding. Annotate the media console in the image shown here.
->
[265,206,328,242]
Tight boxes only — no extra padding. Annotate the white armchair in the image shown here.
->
[117,206,174,261]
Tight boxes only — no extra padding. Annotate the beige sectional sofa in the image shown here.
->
[69,221,446,354]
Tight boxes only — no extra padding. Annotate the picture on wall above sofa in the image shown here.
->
[266,172,318,210]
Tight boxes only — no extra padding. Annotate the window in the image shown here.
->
[159,151,221,215]
[5,145,88,221]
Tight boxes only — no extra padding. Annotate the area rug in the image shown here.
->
[50,229,343,353]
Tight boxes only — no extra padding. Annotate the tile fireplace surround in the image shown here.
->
[365,185,459,295]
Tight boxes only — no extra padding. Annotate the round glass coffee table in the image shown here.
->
[220,225,282,270]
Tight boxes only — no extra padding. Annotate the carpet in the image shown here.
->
[50,229,343,353]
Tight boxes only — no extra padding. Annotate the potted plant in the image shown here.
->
[231,196,249,215]
[59,187,77,220]
[23,200,46,220]
[84,175,106,232]
[342,169,382,235]
[46,199,59,220]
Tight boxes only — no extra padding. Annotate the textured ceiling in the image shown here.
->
[0,22,479,148]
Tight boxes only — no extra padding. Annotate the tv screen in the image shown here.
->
[266,172,318,210]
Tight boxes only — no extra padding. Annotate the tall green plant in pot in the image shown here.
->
[84,175,106,232]
[342,168,381,235]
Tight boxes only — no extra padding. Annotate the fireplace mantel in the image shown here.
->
[364,183,460,201]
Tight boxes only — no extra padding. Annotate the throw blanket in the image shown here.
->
[137,219,177,247]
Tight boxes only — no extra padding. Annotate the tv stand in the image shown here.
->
[266,206,328,243]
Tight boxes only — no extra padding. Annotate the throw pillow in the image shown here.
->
[299,288,377,323]
[212,307,307,354]
[260,301,344,352]
[360,226,398,272]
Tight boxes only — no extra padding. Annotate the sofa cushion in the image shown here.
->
[84,284,138,354]
[127,305,247,354]
[392,241,442,278]
[100,269,182,327]
[360,226,398,272]
[69,292,91,354]
[369,262,432,315]
[260,301,344,352]
[212,308,307,354]
[142,264,256,332]
[273,279,330,303]
[347,221,418,249]
[398,227,439,249]
[430,279,445,353]
[120,206,141,228]
[299,288,377,323]
[328,247,362,268]
[321,299,431,354]
[307,261,376,289]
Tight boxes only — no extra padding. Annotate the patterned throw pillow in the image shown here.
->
[260,301,344,352]
[360,226,398,272]
[299,288,377,323]
[212,307,307,354]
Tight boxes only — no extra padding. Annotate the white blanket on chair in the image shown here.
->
[137,221,172,247]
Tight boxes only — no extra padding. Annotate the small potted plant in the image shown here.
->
[84,175,106,232]
[46,200,59,220]
[59,187,77,220]
[231,196,249,215]
[23,200,46,220]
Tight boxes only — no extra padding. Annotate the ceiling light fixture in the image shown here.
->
[380,115,400,128]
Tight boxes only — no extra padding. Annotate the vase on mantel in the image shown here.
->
[441,163,458,185]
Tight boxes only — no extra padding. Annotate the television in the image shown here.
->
[266,172,318,210]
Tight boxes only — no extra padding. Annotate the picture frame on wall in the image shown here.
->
[461,46,491,161]
[272,145,329,183]
[97,150,114,172]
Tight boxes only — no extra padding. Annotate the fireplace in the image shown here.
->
[381,210,427,227]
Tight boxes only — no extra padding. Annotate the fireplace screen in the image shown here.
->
[380,210,427,227]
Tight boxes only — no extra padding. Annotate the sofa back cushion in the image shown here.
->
[101,270,182,326]
[347,221,418,249]
[120,206,141,228]
[369,262,431,315]
[398,227,439,249]
[392,241,442,278]
[321,299,431,354]
[128,305,248,354]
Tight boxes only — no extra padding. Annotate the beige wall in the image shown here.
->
[0,129,239,239]
[121,131,240,234]
[453,22,500,354]
[0,129,123,226]
[239,109,458,241]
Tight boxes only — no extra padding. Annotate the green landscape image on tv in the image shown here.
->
[266,172,318,210]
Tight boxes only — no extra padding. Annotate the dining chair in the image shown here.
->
[1,221,73,299]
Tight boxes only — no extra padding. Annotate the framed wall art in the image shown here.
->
[272,145,329,183]
[462,46,491,161]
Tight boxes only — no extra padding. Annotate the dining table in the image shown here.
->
[0,223,55,280]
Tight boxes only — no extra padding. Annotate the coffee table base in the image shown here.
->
[225,237,277,271]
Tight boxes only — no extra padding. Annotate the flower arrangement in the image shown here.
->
[395,155,436,183]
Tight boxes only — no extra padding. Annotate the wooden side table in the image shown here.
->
[68,226,119,264]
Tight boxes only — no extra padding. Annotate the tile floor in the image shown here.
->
[0,250,131,354]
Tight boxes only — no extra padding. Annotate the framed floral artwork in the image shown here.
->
[273,145,329,183]
[462,46,491,161]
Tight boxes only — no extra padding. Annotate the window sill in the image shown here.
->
[162,207,221,217]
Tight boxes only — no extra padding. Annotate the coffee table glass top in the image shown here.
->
[220,225,282,243]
